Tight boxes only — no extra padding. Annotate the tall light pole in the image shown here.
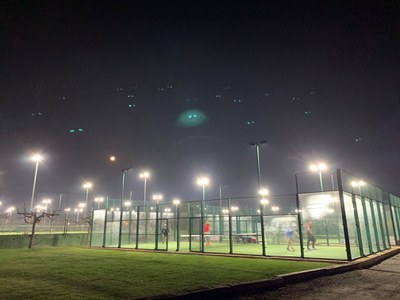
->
[30,154,44,212]
[139,171,150,207]
[118,167,132,248]
[309,163,328,191]
[82,182,93,217]
[249,140,267,189]
[197,176,209,252]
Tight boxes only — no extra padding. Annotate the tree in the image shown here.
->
[74,215,93,243]
[18,209,58,249]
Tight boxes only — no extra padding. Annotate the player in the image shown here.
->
[161,224,169,244]
[286,223,299,251]
[306,220,316,250]
[203,220,211,246]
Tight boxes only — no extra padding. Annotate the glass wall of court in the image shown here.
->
[91,169,397,261]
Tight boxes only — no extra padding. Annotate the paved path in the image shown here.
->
[234,253,400,300]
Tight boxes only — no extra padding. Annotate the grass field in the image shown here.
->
[0,246,334,299]
[106,240,351,260]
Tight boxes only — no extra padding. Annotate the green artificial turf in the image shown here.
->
[0,246,334,299]
[110,240,350,260]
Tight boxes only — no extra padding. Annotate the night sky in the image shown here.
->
[1,1,399,207]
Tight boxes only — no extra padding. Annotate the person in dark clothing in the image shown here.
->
[161,224,169,243]
[306,221,316,250]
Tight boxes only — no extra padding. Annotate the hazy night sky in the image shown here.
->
[1,1,399,207]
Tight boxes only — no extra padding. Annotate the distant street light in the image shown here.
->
[94,197,104,209]
[351,180,366,195]
[196,177,209,201]
[231,206,239,212]
[152,194,163,205]
[271,206,280,213]
[309,162,328,191]
[30,154,44,212]
[139,171,150,207]
[41,198,52,212]
[259,188,269,198]
[82,182,93,216]
[74,207,83,221]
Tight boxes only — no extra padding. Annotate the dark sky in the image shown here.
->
[1,1,399,207]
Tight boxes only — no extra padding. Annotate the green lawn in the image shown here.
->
[108,240,350,260]
[0,246,334,299]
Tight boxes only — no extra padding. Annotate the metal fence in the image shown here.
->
[91,169,398,261]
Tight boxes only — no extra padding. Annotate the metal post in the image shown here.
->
[144,177,148,242]
[249,141,268,256]
[89,204,94,247]
[351,193,364,256]
[387,194,397,245]
[128,208,132,244]
[102,197,109,248]
[200,185,205,253]
[219,185,224,242]
[135,205,140,249]
[295,173,304,258]
[30,161,39,212]
[337,169,352,261]
[118,171,125,248]
[155,203,159,250]
[255,143,266,256]
[228,198,233,254]
[176,204,180,251]
[188,204,192,251]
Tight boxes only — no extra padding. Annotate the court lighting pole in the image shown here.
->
[118,167,132,248]
[30,154,44,212]
[249,140,267,256]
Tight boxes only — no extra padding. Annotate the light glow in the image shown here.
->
[258,188,269,197]
[139,171,150,179]
[31,154,44,163]
[309,162,328,172]
[196,177,210,186]
[83,182,93,189]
